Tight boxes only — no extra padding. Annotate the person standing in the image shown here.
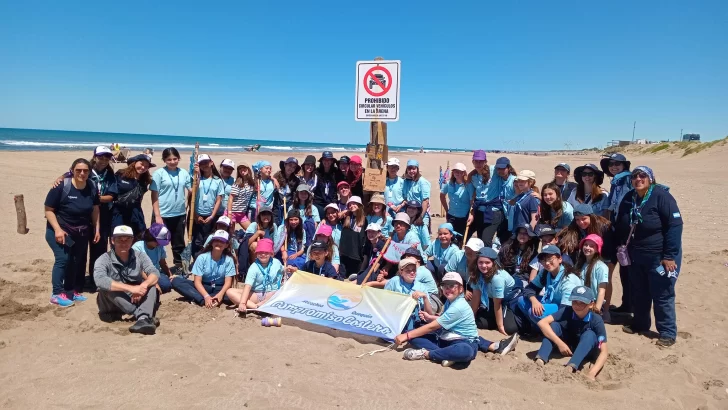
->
[467,150,495,243]
[191,154,224,257]
[385,158,405,217]
[87,146,118,288]
[552,163,577,201]
[567,164,609,217]
[615,166,683,347]
[486,157,517,245]
[402,160,432,232]
[440,162,474,239]
[151,147,191,269]
[112,154,154,237]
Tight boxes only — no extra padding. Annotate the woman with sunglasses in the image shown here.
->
[567,164,609,217]
[150,148,192,269]
[615,166,682,348]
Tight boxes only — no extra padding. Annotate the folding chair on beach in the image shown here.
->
[113,148,130,163]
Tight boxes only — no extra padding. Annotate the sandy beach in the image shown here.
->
[1,147,727,409]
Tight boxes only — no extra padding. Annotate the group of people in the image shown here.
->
[44,146,683,378]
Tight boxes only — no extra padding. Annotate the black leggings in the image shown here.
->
[474,304,519,335]
[163,215,187,265]
[475,208,504,248]
[446,214,468,240]
[191,214,219,257]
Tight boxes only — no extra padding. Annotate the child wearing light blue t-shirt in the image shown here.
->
[424,223,461,283]
[575,234,609,316]
[226,238,286,312]
[468,247,522,335]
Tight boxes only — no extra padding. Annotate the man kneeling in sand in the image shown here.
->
[93,225,160,335]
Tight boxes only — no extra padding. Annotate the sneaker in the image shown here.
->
[622,325,638,334]
[50,294,74,308]
[403,348,428,361]
[72,292,87,302]
[611,305,631,314]
[347,273,358,282]
[441,360,454,368]
[494,333,519,356]
[535,358,545,367]
[129,318,156,335]
[601,309,612,324]
[656,337,676,348]
[152,317,161,327]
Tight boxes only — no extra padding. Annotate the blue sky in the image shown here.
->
[0,1,726,150]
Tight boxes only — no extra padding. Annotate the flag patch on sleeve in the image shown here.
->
[673,212,681,218]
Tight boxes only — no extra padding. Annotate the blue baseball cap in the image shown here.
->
[538,244,561,259]
[573,203,594,216]
[515,223,537,237]
[554,163,571,173]
[570,286,596,304]
[406,159,419,168]
[495,157,511,169]
[406,200,422,208]
[535,224,557,237]
[478,247,499,260]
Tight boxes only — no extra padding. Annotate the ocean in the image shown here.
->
[0,128,462,154]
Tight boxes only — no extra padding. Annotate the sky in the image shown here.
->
[0,0,726,150]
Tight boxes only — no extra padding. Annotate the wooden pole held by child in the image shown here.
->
[360,236,392,285]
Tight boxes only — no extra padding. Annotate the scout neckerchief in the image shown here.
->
[630,184,655,225]
[207,254,224,288]
[91,168,108,195]
[164,167,181,200]
[477,276,490,311]
[542,265,565,304]
[256,260,280,297]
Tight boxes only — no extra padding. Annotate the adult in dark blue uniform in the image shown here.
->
[615,166,683,347]
[112,154,154,238]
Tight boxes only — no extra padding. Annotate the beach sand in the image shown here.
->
[1,148,727,409]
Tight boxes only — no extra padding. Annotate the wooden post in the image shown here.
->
[14,194,28,234]
[363,56,389,195]
[188,142,199,241]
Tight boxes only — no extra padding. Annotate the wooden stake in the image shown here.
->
[14,194,28,234]
[360,236,392,285]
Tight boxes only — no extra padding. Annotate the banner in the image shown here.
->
[382,241,415,263]
[257,271,417,340]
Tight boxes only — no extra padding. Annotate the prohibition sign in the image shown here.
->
[363,66,393,97]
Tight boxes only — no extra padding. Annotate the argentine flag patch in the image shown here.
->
[673,212,681,218]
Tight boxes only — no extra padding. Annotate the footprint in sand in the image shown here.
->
[677,331,692,340]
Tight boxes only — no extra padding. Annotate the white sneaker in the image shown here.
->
[441,360,454,367]
[403,348,428,360]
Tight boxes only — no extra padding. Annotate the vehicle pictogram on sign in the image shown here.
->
[363,66,392,97]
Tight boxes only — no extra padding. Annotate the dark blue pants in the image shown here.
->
[628,249,681,340]
[45,227,89,296]
[536,322,599,369]
[156,273,172,294]
[409,333,479,363]
[171,277,229,305]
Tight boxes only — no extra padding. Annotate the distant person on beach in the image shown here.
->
[227,164,255,231]
[45,158,101,307]
[191,154,224,257]
[112,154,154,238]
[615,166,683,348]
[552,163,577,201]
[93,225,159,335]
[151,148,191,269]
[384,158,405,218]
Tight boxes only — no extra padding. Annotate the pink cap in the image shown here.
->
[316,224,333,237]
[350,155,363,164]
[579,234,603,253]
[256,238,274,254]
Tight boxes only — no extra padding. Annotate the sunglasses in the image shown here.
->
[631,172,649,180]
[73,169,90,174]
[608,161,622,167]
[581,172,595,177]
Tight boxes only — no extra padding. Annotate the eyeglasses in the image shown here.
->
[631,172,648,180]
[73,169,90,174]
[581,172,595,177]
[441,283,459,290]
[608,161,622,167]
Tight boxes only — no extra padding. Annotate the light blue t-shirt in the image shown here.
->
[416,266,438,295]
[385,177,404,208]
[250,178,275,209]
[437,295,479,341]
[441,181,475,218]
[486,173,516,205]
[196,176,225,216]
[403,177,431,204]
[366,214,393,237]
[444,250,468,281]
[151,167,192,218]
[579,259,609,298]
[245,222,278,240]
[471,166,496,201]
[316,223,342,247]
[531,265,584,306]
[192,252,236,285]
[385,276,429,331]
[217,176,235,215]
[132,241,166,272]
[289,204,321,223]
[408,224,430,251]
[566,188,610,217]
[472,269,516,302]
[424,239,459,267]
[557,201,575,229]
[244,258,285,293]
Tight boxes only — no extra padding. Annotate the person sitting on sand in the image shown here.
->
[391,212,425,260]
[276,209,307,269]
[132,223,173,294]
[539,182,574,230]
[385,258,435,333]
[498,224,540,284]
[394,272,519,367]
[469,247,522,335]
[516,245,583,334]
[287,240,337,278]
[246,205,278,259]
[171,230,235,308]
[307,223,340,274]
[528,224,573,281]
[444,237,484,287]
[423,223,461,283]
[535,286,608,381]
[93,225,160,335]
[573,234,608,318]
[404,200,430,251]
[227,238,286,312]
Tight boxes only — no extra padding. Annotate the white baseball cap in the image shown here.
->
[94,146,113,156]
[465,238,485,252]
[441,272,463,285]
[386,158,400,167]
[217,216,231,226]
[366,222,382,232]
[211,230,229,243]
[112,225,134,237]
[221,159,235,168]
[516,170,536,181]
[197,154,212,164]
[453,162,467,172]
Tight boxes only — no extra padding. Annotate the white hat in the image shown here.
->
[112,225,134,237]
[324,203,340,212]
[197,154,212,164]
[386,158,400,167]
[516,170,536,181]
[393,212,411,226]
[366,222,382,232]
[441,272,463,285]
[211,230,229,243]
[465,238,485,252]
[221,159,235,168]
[453,162,467,172]
[94,146,113,156]
[347,196,363,206]
[217,216,231,226]
[398,257,418,270]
